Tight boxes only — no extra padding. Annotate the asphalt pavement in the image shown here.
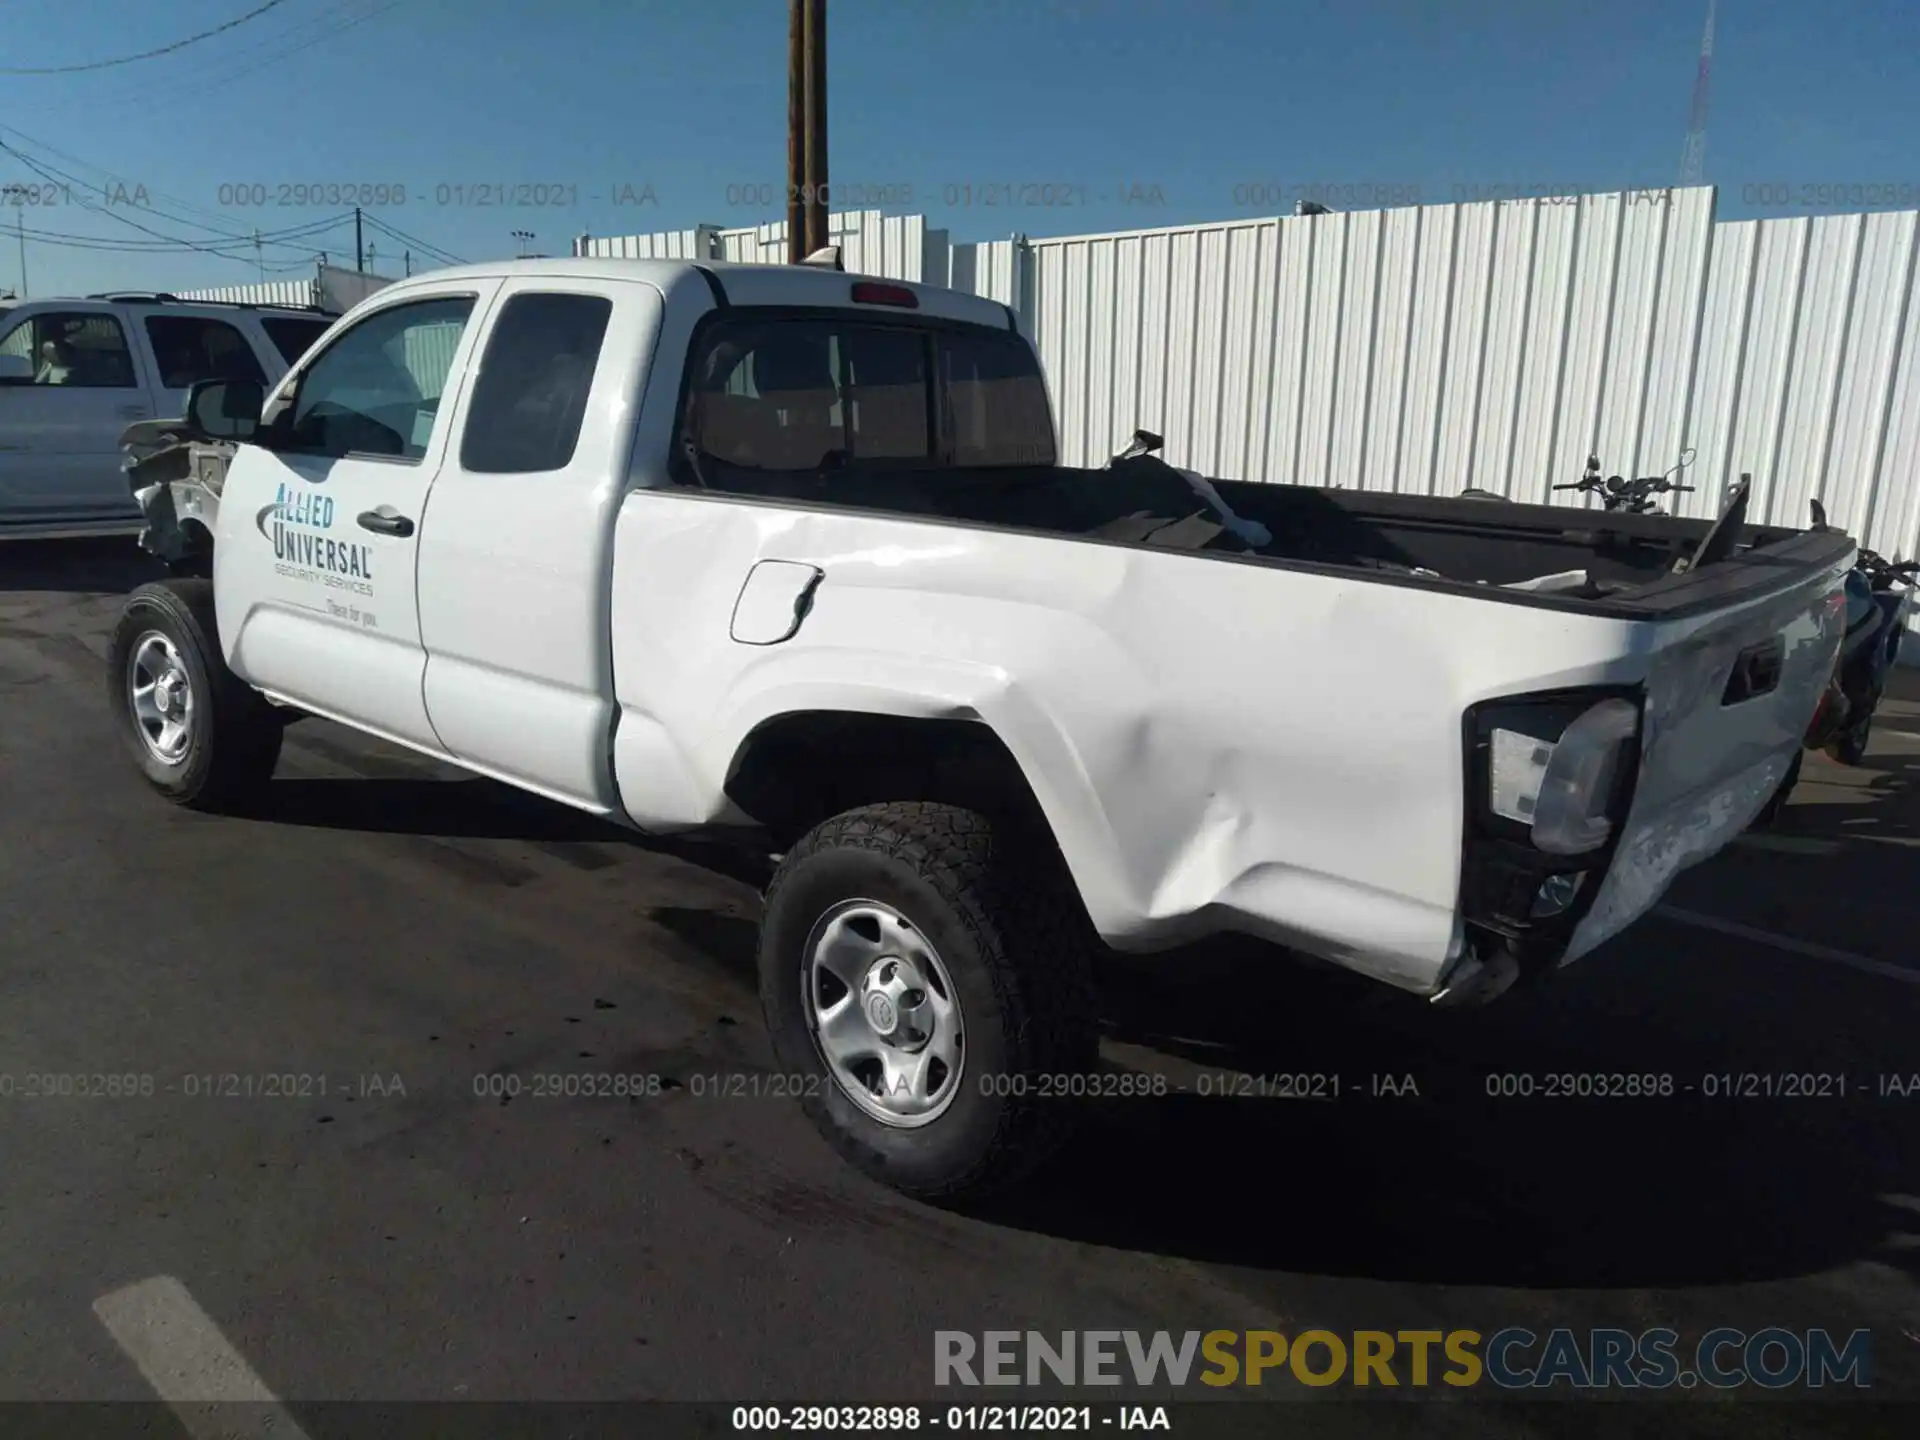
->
[1,537,1916,1438]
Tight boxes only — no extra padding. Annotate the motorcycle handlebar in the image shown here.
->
[1554,476,1693,493]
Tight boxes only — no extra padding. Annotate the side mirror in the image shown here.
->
[0,353,33,384]
[185,377,263,440]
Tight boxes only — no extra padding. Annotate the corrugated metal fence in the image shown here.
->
[589,189,1920,570]
[577,210,1022,306]
[174,277,319,309]
[178,263,397,315]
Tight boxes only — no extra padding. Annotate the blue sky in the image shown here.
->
[3,0,1918,297]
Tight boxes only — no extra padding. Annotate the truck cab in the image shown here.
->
[0,293,334,528]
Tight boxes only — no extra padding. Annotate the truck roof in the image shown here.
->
[369,257,1020,332]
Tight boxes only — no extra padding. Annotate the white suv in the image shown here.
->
[0,293,336,531]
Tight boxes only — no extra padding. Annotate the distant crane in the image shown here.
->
[1678,0,1716,187]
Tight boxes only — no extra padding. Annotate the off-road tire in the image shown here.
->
[759,801,1098,1204]
[108,578,283,811]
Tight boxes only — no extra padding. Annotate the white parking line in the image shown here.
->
[1654,905,1920,986]
[92,1276,311,1440]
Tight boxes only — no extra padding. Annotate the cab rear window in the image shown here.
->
[682,315,1053,478]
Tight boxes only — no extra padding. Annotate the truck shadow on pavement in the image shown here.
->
[251,772,777,892]
[981,743,1920,1289]
[985,947,1920,1290]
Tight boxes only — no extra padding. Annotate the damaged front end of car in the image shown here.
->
[122,417,233,577]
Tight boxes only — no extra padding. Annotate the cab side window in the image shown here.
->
[0,311,138,388]
[144,315,268,391]
[459,293,613,474]
[283,297,475,461]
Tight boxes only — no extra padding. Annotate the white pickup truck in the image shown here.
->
[0,293,334,533]
[108,255,1854,1201]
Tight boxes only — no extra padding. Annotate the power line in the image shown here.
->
[0,122,284,234]
[2,142,351,266]
[80,0,405,124]
[1,0,299,75]
[361,211,464,266]
[7,216,353,253]
[1,133,354,252]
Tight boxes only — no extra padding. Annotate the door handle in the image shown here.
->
[357,509,415,538]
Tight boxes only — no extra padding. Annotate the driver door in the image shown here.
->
[214,285,499,750]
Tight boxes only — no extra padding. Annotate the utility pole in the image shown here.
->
[404,250,411,277]
[802,0,829,257]
[367,241,379,274]
[354,206,365,272]
[786,0,805,262]
[252,228,264,280]
[1,186,28,296]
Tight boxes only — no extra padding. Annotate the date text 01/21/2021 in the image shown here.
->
[729,1405,1169,1432]
[973,1072,1419,1099]
[1483,1073,1920,1099]
[0,1074,405,1099]
[721,183,1168,210]
[211,183,658,209]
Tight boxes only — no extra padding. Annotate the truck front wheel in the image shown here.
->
[108,579,283,811]
[759,801,1096,1204]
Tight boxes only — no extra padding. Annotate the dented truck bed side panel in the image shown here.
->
[606,492,1717,997]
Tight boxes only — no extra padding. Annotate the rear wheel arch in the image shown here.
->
[723,710,1059,849]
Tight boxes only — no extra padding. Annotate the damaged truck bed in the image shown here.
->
[111,256,1855,1200]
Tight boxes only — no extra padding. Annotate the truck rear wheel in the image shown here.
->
[1750,749,1803,830]
[758,801,1096,1204]
[108,579,283,811]
[1829,708,1873,765]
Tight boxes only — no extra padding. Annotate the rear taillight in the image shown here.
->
[1458,686,1646,945]
[1481,695,1643,855]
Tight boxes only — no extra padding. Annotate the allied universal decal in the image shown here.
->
[258,483,375,598]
